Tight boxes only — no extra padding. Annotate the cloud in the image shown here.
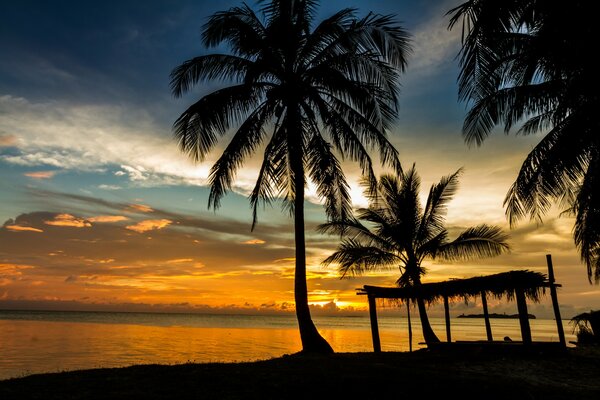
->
[128,204,154,213]
[5,225,43,233]
[242,239,266,245]
[87,215,129,223]
[0,134,18,147]
[126,219,172,233]
[98,184,121,190]
[44,214,91,228]
[406,1,462,78]
[0,95,213,185]
[23,171,56,179]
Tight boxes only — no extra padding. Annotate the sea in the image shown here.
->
[0,310,576,380]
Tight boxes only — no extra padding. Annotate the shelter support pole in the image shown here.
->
[368,295,381,353]
[443,296,451,342]
[481,291,493,341]
[546,254,566,347]
[515,288,532,345]
[406,300,413,352]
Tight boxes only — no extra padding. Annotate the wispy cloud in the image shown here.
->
[5,225,43,233]
[127,204,154,213]
[44,214,91,228]
[126,219,172,233]
[23,170,56,179]
[87,215,129,223]
[242,239,266,245]
[0,134,18,147]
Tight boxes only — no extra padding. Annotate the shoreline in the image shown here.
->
[1,347,598,399]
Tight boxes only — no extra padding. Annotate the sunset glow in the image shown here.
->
[1,0,599,320]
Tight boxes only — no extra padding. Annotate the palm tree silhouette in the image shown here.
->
[320,167,509,345]
[448,1,600,282]
[170,0,410,353]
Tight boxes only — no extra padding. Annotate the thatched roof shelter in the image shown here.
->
[358,257,567,352]
[357,270,549,304]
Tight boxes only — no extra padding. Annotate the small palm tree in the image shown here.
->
[170,0,410,353]
[320,166,510,345]
[447,0,600,283]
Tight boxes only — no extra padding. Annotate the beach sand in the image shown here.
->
[0,346,598,399]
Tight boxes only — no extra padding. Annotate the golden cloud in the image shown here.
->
[44,214,92,228]
[128,204,154,213]
[0,134,18,147]
[87,215,129,223]
[126,219,172,233]
[242,239,266,245]
[5,225,43,233]
[166,258,194,264]
[23,171,56,179]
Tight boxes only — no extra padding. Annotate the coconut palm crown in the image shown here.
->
[320,166,510,344]
[447,0,600,282]
[170,0,410,352]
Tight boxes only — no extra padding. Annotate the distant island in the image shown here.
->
[457,313,536,319]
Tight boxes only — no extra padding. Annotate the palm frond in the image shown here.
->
[436,224,510,261]
[173,84,268,162]
[322,239,401,278]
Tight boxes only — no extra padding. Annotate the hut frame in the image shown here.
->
[358,255,566,352]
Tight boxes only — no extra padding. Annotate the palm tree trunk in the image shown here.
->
[289,109,333,354]
[412,273,440,345]
[415,297,440,345]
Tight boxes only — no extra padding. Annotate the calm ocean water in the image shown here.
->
[0,310,575,380]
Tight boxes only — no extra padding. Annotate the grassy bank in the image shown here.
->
[1,347,598,399]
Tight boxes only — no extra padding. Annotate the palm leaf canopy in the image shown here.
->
[321,166,510,283]
[358,270,548,305]
[170,0,411,228]
[448,0,600,282]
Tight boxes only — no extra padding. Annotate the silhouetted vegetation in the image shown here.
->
[1,350,599,399]
[170,0,410,353]
[321,166,509,344]
[448,0,600,283]
[571,310,600,344]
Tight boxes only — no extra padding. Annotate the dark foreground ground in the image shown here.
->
[1,346,598,399]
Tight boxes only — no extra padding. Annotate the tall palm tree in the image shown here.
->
[170,0,410,353]
[320,167,509,344]
[447,0,600,282]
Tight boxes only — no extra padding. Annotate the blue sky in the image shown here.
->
[1,0,598,316]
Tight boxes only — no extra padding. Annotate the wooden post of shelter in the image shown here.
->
[546,254,566,347]
[443,295,451,342]
[480,291,493,341]
[367,295,381,353]
[406,299,413,352]
[515,288,532,345]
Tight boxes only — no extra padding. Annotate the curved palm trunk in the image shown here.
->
[413,275,440,345]
[289,109,333,354]
[415,296,440,345]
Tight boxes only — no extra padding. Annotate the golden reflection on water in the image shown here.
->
[0,318,575,380]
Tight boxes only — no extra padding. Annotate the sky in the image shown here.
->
[1,0,599,319]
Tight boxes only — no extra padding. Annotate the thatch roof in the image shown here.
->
[357,270,549,304]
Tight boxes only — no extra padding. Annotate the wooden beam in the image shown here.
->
[515,288,532,345]
[546,254,566,347]
[481,291,493,341]
[443,296,451,342]
[407,300,413,352]
[368,295,381,353]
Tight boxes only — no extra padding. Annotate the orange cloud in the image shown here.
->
[242,239,266,245]
[44,214,92,228]
[88,215,129,223]
[166,258,194,264]
[24,171,56,179]
[128,204,154,213]
[5,225,43,233]
[0,134,17,147]
[126,219,171,233]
